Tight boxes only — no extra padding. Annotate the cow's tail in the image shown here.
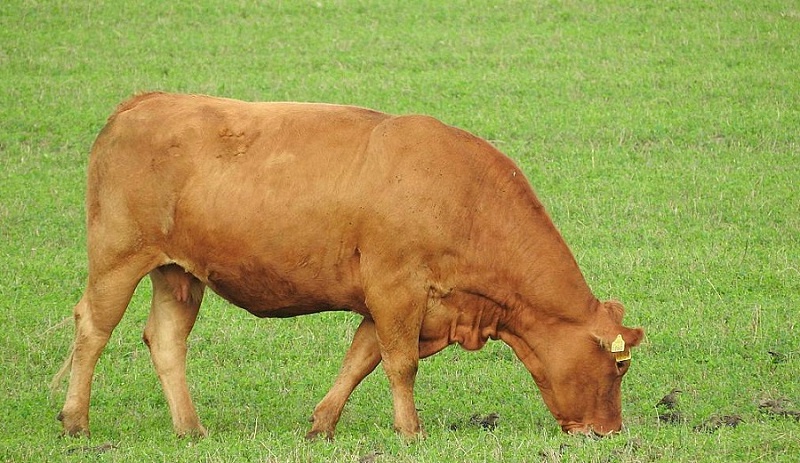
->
[50,341,74,398]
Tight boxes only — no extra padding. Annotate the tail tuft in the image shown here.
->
[50,343,75,399]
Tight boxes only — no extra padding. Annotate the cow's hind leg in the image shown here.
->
[58,260,151,437]
[143,264,206,437]
[307,318,381,440]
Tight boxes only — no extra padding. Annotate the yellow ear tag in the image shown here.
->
[615,351,632,362]
[610,334,625,353]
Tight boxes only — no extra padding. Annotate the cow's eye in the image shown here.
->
[615,360,630,374]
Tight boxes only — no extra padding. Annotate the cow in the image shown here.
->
[53,92,644,440]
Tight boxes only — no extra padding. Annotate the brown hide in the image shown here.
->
[56,92,643,439]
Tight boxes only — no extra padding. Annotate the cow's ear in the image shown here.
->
[596,326,645,352]
[619,326,645,351]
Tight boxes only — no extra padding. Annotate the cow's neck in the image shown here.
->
[467,196,597,326]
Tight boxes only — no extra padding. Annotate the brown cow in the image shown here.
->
[53,92,643,439]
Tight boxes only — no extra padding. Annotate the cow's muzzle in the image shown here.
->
[563,423,622,438]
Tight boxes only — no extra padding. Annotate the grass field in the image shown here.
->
[2,1,799,461]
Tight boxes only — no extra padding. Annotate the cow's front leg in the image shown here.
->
[379,342,422,438]
[307,318,381,440]
[143,265,206,437]
[371,299,425,438]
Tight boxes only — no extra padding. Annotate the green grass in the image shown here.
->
[2,0,799,461]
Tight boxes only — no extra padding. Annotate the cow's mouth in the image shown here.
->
[562,422,621,437]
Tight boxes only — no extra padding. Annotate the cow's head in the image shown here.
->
[502,300,644,436]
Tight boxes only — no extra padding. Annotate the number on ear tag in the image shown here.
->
[611,334,625,353]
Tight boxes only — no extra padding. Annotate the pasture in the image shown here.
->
[1,1,798,461]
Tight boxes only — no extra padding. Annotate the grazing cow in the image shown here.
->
[53,92,644,439]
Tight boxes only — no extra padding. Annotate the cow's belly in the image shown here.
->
[167,226,368,318]
[203,260,362,318]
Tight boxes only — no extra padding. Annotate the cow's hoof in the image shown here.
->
[176,425,208,439]
[57,411,90,438]
[396,427,426,442]
[305,429,334,441]
[60,428,91,438]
